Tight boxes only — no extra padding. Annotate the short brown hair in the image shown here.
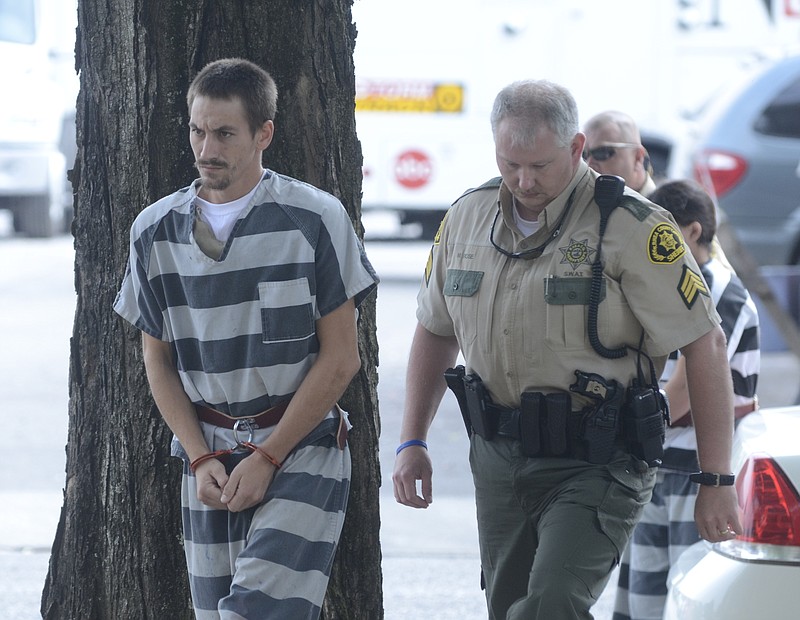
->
[649,179,717,248]
[187,58,277,134]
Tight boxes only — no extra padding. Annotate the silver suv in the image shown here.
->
[691,54,800,266]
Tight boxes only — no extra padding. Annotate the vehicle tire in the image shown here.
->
[16,195,54,238]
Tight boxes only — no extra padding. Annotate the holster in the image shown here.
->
[579,390,624,464]
[569,370,625,464]
[443,366,499,440]
[444,365,473,437]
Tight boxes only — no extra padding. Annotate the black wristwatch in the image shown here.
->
[689,471,735,487]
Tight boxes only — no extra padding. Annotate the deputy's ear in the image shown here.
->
[572,133,586,161]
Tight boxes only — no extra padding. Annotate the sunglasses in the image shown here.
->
[582,142,639,162]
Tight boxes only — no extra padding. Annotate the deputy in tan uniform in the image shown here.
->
[583,110,657,196]
[392,80,741,620]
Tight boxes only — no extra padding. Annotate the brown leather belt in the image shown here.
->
[195,401,349,450]
[195,401,289,429]
[671,398,758,428]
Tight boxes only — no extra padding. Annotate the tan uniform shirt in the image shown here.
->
[418,162,720,410]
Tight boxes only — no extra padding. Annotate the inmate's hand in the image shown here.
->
[194,458,229,510]
[221,454,276,513]
[393,446,433,509]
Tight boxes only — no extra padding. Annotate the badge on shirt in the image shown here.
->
[677,265,709,309]
[559,238,596,270]
[648,223,685,264]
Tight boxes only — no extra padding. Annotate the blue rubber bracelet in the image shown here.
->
[396,439,428,455]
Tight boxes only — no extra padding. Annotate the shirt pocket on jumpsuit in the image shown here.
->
[258,278,315,344]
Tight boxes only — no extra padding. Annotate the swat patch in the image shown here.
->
[677,265,709,309]
[559,238,597,269]
[648,223,685,264]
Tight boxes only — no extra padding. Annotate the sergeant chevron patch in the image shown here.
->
[677,265,709,308]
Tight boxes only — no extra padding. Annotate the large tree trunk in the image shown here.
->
[41,1,383,618]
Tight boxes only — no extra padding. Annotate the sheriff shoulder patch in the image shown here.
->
[433,213,446,245]
[677,265,709,309]
[424,248,433,286]
[425,211,448,286]
[648,223,685,264]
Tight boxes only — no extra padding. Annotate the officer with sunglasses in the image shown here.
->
[392,80,741,620]
[584,110,733,279]
[583,110,656,197]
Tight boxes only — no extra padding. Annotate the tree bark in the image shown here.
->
[41,1,383,618]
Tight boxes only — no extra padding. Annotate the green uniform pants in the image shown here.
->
[469,435,656,620]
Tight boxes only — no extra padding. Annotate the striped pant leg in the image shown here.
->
[180,461,244,620]
[219,430,351,620]
[623,469,700,620]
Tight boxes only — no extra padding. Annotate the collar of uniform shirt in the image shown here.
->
[491,186,577,260]
[494,163,588,258]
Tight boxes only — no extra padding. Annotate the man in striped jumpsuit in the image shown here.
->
[114,58,378,619]
[613,179,760,620]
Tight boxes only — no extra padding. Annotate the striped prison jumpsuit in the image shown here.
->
[613,256,760,620]
[113,169,379,618]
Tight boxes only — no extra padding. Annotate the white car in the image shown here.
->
[663,406,800,619]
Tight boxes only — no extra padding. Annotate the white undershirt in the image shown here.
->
[195,177,262,241]
[513,200,541,237]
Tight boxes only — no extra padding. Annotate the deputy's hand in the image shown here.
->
[393,446,433,509]
[194,458,229,510]
[694,485,743,542]
[221,454,276,513]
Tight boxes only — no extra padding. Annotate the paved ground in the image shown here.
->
[2,227,798,619]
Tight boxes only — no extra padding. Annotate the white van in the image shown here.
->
[0,0,71,236]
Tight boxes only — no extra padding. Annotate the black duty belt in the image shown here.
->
[491,405,523,439]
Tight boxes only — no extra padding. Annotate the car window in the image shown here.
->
[754,75,800,139]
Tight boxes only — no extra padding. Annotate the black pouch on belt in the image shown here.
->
[519,392,570,457]
[519,392,544,456]
[544,393,570,456]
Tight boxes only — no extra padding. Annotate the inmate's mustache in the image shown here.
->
[194,160,228,168]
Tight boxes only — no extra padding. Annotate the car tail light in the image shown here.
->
[737,454,800,545]
[715,453,800,564]
[692,149,748,198]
